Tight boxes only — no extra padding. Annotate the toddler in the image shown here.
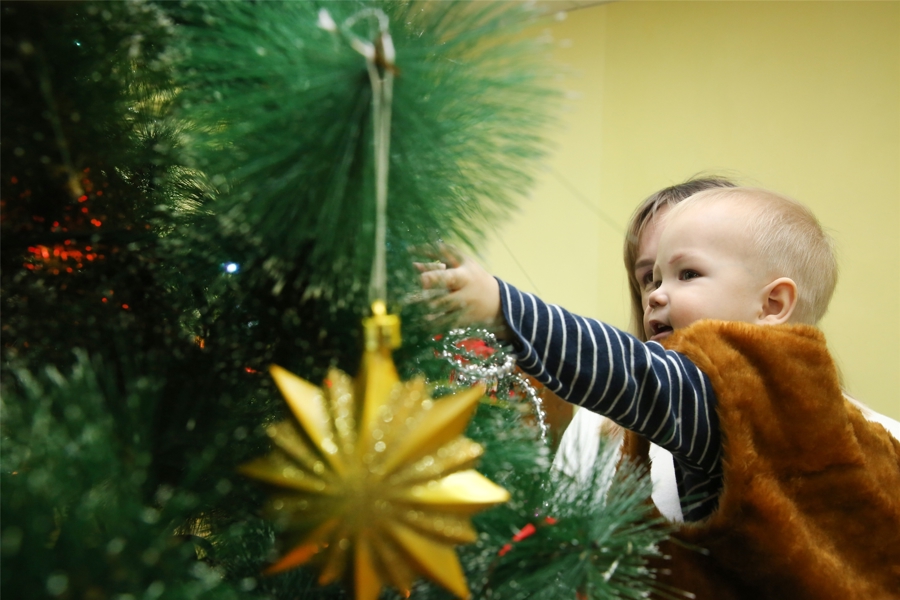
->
[423,187,900,599]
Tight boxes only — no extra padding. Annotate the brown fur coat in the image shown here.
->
[624,321,900,600]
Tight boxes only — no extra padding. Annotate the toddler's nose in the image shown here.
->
[647,285,667,308]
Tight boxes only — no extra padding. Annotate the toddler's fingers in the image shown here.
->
[435,243,463,269]
[413,261,447,273]
[440,268,465,292]
[420,269,442,290]
[402,288,444,305]
[420,267,464,291]
[431,290,461,311]
[417,243,463,269]
[424,298,461,322]
[399,287,460,323]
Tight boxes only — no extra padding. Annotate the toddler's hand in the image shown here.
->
[415,247,503,330]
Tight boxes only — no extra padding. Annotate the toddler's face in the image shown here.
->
[643,201,771,342]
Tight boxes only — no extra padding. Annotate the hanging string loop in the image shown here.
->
[320,8,395,307]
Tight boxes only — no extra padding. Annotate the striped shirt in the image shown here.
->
[499,279,723,521]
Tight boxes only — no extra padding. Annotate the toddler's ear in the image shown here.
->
[759,277,797,324]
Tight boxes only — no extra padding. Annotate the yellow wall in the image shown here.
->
[483,1,899,419]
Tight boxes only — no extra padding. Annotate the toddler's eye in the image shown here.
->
[680,269,700,280]
[640,271,654,290]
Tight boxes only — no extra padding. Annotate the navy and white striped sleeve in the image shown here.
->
[498,279,721,480]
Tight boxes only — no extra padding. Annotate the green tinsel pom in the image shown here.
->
[173,0,558,298]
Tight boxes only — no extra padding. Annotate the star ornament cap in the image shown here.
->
[238,311,509,600]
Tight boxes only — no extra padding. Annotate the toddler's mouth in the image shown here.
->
[650,321,673,341]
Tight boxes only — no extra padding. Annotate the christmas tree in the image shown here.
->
[1,2,671,599]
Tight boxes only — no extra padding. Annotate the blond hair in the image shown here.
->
[672,187,838,325]
[624,177,736,339]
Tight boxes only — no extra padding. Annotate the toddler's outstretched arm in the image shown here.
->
[416,251,724,521]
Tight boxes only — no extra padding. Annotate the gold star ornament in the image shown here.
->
[238,302,510,600]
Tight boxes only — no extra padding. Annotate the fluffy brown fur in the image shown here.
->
[625,321,900,600]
